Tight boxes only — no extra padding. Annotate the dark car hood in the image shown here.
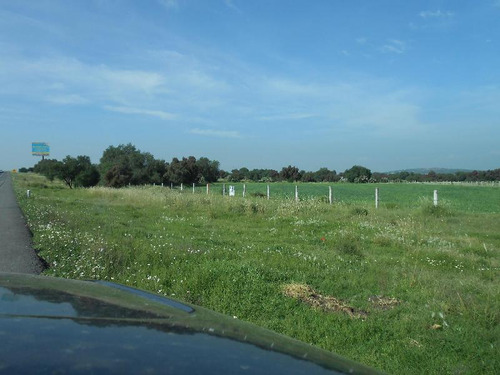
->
[0,273,381,374]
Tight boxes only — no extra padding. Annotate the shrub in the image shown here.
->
[420,203,453,218]
[350,207,368,216]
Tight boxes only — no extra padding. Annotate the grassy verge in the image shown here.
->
[13,173,500,374]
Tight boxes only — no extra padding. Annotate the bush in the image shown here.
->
[350,207,368,216]
[420,202,453,218]
[251,192,267,198]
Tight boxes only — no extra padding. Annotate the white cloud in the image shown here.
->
[381,39,406,54]
[189,128,241,138]
[102,69,165,94]
[266,79,322,97]
[45,94,88,105]
[104,105,176,120]
[158,0,179,10]
[224,0,242,13]
[346,100,424,135]
[258,113,317,121]
[419,10,454,18]
[181,70,230,91]
[6,57,165,98]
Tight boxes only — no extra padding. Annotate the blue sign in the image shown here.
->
[32,142,50,156]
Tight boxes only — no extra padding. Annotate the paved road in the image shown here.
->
[0,172,43,273]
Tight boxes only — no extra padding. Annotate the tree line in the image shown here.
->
[28,144,220,189]
[22,143,500,188]
[372,169,500,183]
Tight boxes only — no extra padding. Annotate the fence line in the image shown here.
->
[162,183,444,209]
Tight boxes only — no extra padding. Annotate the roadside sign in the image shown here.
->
[32,142,50,156]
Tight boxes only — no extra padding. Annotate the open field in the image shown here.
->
[13,173,500,374]
[199,182,500,213]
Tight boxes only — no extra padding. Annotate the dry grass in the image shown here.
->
[368,295,401,310]
[282,283,368,319]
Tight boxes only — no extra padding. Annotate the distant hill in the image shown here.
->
[385,168,473,175]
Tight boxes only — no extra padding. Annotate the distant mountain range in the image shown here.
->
[384,168,474,175]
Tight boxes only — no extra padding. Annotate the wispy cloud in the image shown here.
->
[419,10,454,18]
[258,113,317,121]
[266,79,322,97]
[104,105,176,120]
[381,39,406,54]
[224,0,242,13]
[411,9,455,30]
[157,0,179,10]
[346,100,424,136]
[189,128,242,138]
[4,57,165,99]
[45,94,88,105]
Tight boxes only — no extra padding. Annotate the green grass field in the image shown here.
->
[13,173,500,374]
[204,182,500,213]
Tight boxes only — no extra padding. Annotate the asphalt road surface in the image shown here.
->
[0,172,43,273]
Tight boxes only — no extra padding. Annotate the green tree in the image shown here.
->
[196,157,220,183]
[229,169,243,182]
[100,144,166,186]
[100,144,140,186]
[166,156,199,184]
[301,171,316,182]
[313,167,338,182]
[33,159,62,181]
[238,167,250,180]
[279,165,302,182]
[105,164,133,188]
[59,155,100,189]
[165,157,183,184]
[181,156,199,184]
[343,165,372,183]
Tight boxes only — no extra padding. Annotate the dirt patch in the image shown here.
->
[368,295,401,310]
[282,283,368,319]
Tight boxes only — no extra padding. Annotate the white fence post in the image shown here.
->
[295,185,299,202]
[267,185,270,200]
[26,190,31,198]
[329,186,332,205]
[433,190,438,206]
[375,188,379,209]
[180,183,183,191]
[206,183,210,195]
[193,183,195,194]
[243,184,246,198]
[223,184,226,196]
[170,182,173,189]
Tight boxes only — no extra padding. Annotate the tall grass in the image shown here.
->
[13,173,500,374]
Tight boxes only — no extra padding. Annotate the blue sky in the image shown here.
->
[1,0,499,172]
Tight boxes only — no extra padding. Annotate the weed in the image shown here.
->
[334,235,364,257]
